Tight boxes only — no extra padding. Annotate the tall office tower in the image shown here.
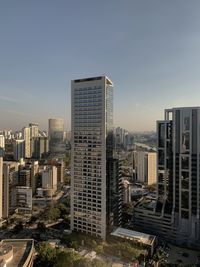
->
[0,135,5,149]
[13,139,25,161]
[22,127,31,158]
[29,123,39,139]
[157,107,200,243]
[49,118,64,153]
[71,76,116,240]
[134,107,200,248]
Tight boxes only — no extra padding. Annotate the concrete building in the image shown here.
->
[0,239,34,267]
[11,186,32,213]
[41,166,57,194]
[19,169,31,187]
[31,137,49,159]
[71,76,121,240]
[134,151,157,185]
[22,127,31,158]
[106,158,123,232]
[13,139,25,161]
[111,227,157,256]
[29,123,39,139]
[122,179,131,203]
[2,162,19,218]
[49,118,64,153]
[0,135,5,149]
[134,107,200,249]
[55,160,65,185]
[30,161,39,194]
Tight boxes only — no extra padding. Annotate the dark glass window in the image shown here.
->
[182,132,190,151]
[181,191,189,209]
[181,171,189,189]
[158,123,165,148]
[158,150,165,165]
[181,155,189,170]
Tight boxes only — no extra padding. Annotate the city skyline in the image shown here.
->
[1,1,200,131]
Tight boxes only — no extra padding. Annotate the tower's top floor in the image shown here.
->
[72,76,113,86]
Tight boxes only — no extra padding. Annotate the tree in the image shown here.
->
[13,221,24,234]
[34,242,57,267]
[57,203,70,217]
[37,222,46,232]
[45,207,61,222]
[74,258,92,267]
[153,250,167,267]
[92,259,109,267]
[54,251,80,267]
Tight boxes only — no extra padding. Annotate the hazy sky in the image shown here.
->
[1,0,200,131]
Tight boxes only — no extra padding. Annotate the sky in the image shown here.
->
[1,0,200,132]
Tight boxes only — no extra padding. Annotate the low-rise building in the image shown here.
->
[111,227,157,256]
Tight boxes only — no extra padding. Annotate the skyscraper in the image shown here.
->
[48,118,64,153]
[134,107,200,248]
[29,123,39,139]
[13,139,25,161]
[71,76,116,239]
[22,127,31,158]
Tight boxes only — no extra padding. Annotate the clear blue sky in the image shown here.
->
[1,0,200,131]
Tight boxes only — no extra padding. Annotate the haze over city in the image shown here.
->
[1,0,200,131]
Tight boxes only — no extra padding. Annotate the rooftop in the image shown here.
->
[1,239,34,267]
[111,227,156,246]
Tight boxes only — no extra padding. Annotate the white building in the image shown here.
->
[22,127,31,158]
[42,166,57,193]
[29,123,39,138]
[134,151,157,185]
[71,76,114,240]
[0,135,5,149]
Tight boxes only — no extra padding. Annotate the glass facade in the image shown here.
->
[71,76,114,239]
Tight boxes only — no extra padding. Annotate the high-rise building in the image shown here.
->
[22,127,31,158]
[134,107,200,248]
[19,169,31,187]
[31,137,49,159]
[49,118,64,153]
[0,135,5,149]
[42,166,57,192]
[2,161,19,218]
[71,76,120,240]
[134,151,157,185]
[30,161,39,194]
[106,158,123,232]
[13,139,25,161]
[29,123,39,139]
[11,186,32,213]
